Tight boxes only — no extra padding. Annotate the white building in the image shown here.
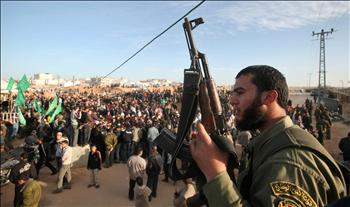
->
[34,73,55,80]
[141,79,173,87]
[32,73,64,86]
[63,80,81,87]
[90,77,128,86]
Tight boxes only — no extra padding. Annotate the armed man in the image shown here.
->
[190,65,347,206]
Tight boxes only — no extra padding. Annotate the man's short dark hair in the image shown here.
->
[133,146,143,155]
[236,65,289,109]
[19,173,29,181]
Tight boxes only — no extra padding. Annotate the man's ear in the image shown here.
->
[261,90,278,106]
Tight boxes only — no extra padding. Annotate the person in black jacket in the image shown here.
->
[339,132,350,167]
[87,144,102,188]
[146,146,163,202]
[35,126,57,177]
[90,123,106,162]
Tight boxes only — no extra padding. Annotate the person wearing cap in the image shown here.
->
[53,137,72,193]
[53,132,64,169]
[54,132,68,186]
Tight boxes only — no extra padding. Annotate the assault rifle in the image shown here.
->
[154,17,238,206]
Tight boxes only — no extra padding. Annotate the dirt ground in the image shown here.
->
[0,163,182,207]
[319,102,350,162]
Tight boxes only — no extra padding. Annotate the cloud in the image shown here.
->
[214,1,350,31]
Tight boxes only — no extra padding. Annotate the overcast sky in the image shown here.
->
[1,1,349,87]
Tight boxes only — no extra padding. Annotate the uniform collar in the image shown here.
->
[247,116,293,155]
[20,178,34,192]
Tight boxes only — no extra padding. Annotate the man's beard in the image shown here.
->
[235,96,266,131]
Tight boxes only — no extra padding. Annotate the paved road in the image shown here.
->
[1,163,183,207]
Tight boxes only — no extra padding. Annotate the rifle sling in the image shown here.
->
[169,70,200,180]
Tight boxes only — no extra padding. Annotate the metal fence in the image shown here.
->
[1,112,18,123]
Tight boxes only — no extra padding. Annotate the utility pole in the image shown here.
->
[312,28,334,104]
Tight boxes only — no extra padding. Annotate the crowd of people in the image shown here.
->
[1,88,189,206]
[0,75,349,206]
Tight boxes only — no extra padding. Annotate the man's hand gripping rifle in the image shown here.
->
[154,17,238,206]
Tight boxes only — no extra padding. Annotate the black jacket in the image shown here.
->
[9,160,32,184]
[339,137,350,161]
[87,151,102,170]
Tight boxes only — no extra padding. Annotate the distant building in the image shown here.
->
[34,73,55,80]
[90,77,128,87]
[32,73,64,86]
[63,80,81,87]
[141,79,173,87]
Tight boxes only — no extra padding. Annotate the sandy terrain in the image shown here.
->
[1,163,182,207]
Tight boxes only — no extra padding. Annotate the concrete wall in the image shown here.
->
[71,145,90,168]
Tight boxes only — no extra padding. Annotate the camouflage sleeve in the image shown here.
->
[22,181,42,207]
[203,149,346,207]
[203,171,248,207]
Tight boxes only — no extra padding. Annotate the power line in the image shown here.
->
[102,0,206,80]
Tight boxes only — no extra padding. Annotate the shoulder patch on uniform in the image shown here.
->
[270,181,317,207]
[277,200,300,207]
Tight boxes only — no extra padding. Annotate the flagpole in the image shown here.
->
[8,92,13,113]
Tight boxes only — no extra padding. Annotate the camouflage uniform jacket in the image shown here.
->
[104,132,117,151]
[203,116,347,207]
[20,179,42,207]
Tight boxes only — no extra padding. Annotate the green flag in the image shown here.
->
[15,89,26,106]
[17,75,30,92]
[17,107,26,126]
[6,77,15,91]
[41,102,45,114]
[45,96,58,116]
[34,99,42,113]
[49,102,62,123]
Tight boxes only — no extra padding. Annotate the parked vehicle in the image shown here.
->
[0,147,24,186]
